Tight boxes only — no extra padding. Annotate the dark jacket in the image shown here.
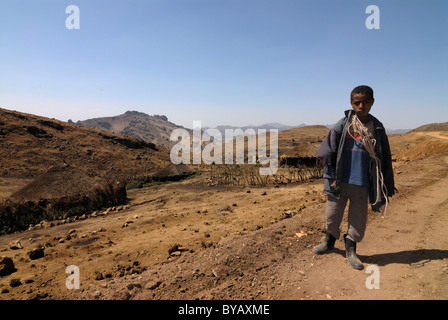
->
[317,110,395,211]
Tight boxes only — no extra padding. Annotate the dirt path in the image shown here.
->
[417,131,448,141]
[298,155,448,300]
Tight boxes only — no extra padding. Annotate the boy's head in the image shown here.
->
[350,85,374,103]
[350,85,374,123]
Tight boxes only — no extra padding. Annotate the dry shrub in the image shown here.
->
[208,162,324,187]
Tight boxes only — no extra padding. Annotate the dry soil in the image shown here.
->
[1,132,448,301]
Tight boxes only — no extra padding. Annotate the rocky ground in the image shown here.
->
[1,132,448,302]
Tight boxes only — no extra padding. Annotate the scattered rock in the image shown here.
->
[10,278,22,288]
[216,204,233,213]
[168,244,190,256]
[109,262,146,278]
[282,211,298,219]
[93,290,102,299]
[127,283,142,290]
[170,251,181,257]
[168,244,180,254]
[0,256,16,276]
[38,292,48,299]
[145,280,162,290]
[28,220,55,230]
[41,220,54,228]
[295,230,308,238]
[28,247,45,260]
[9,240,23,250]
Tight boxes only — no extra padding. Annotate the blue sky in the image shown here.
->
[0,0,447,130]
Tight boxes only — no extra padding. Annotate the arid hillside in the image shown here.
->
[411,122,448,132]
[0,108,173,234]
[0,108,171,194]
[75,111,189,148]
[277,125,329,155]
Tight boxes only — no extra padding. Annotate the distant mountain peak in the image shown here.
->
[76,110,183,148]
[124,110,145,116]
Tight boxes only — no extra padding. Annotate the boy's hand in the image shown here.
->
[329,179,337,189]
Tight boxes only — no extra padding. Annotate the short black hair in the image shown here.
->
[350,85,374,102]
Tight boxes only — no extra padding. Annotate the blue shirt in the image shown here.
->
[341,126,372,187]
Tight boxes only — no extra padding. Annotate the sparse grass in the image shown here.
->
[186,171,206,179]
[208,162,324,187]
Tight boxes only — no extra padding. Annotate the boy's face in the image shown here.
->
[351,93,374,122]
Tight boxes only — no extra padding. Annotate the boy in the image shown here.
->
[313,85,395,270]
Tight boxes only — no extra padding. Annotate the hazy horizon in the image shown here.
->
[2,105,416,133]
[1,0,447,131]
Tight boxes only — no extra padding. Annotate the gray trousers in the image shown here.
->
[325,182,369,243]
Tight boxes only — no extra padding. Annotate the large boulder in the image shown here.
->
[28,247,45,260]
[0,256,16,276]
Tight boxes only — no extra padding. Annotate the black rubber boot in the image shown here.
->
[313,232,336,254]
[344,234,364,270]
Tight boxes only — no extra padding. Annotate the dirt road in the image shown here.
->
[1,134,447,301]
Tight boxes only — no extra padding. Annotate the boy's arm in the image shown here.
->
[317,123,343,167]
[317,123,343,180]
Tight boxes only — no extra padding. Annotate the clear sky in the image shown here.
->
[0,0,447,130]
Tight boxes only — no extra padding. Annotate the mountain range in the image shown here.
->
[75,111,411,147]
